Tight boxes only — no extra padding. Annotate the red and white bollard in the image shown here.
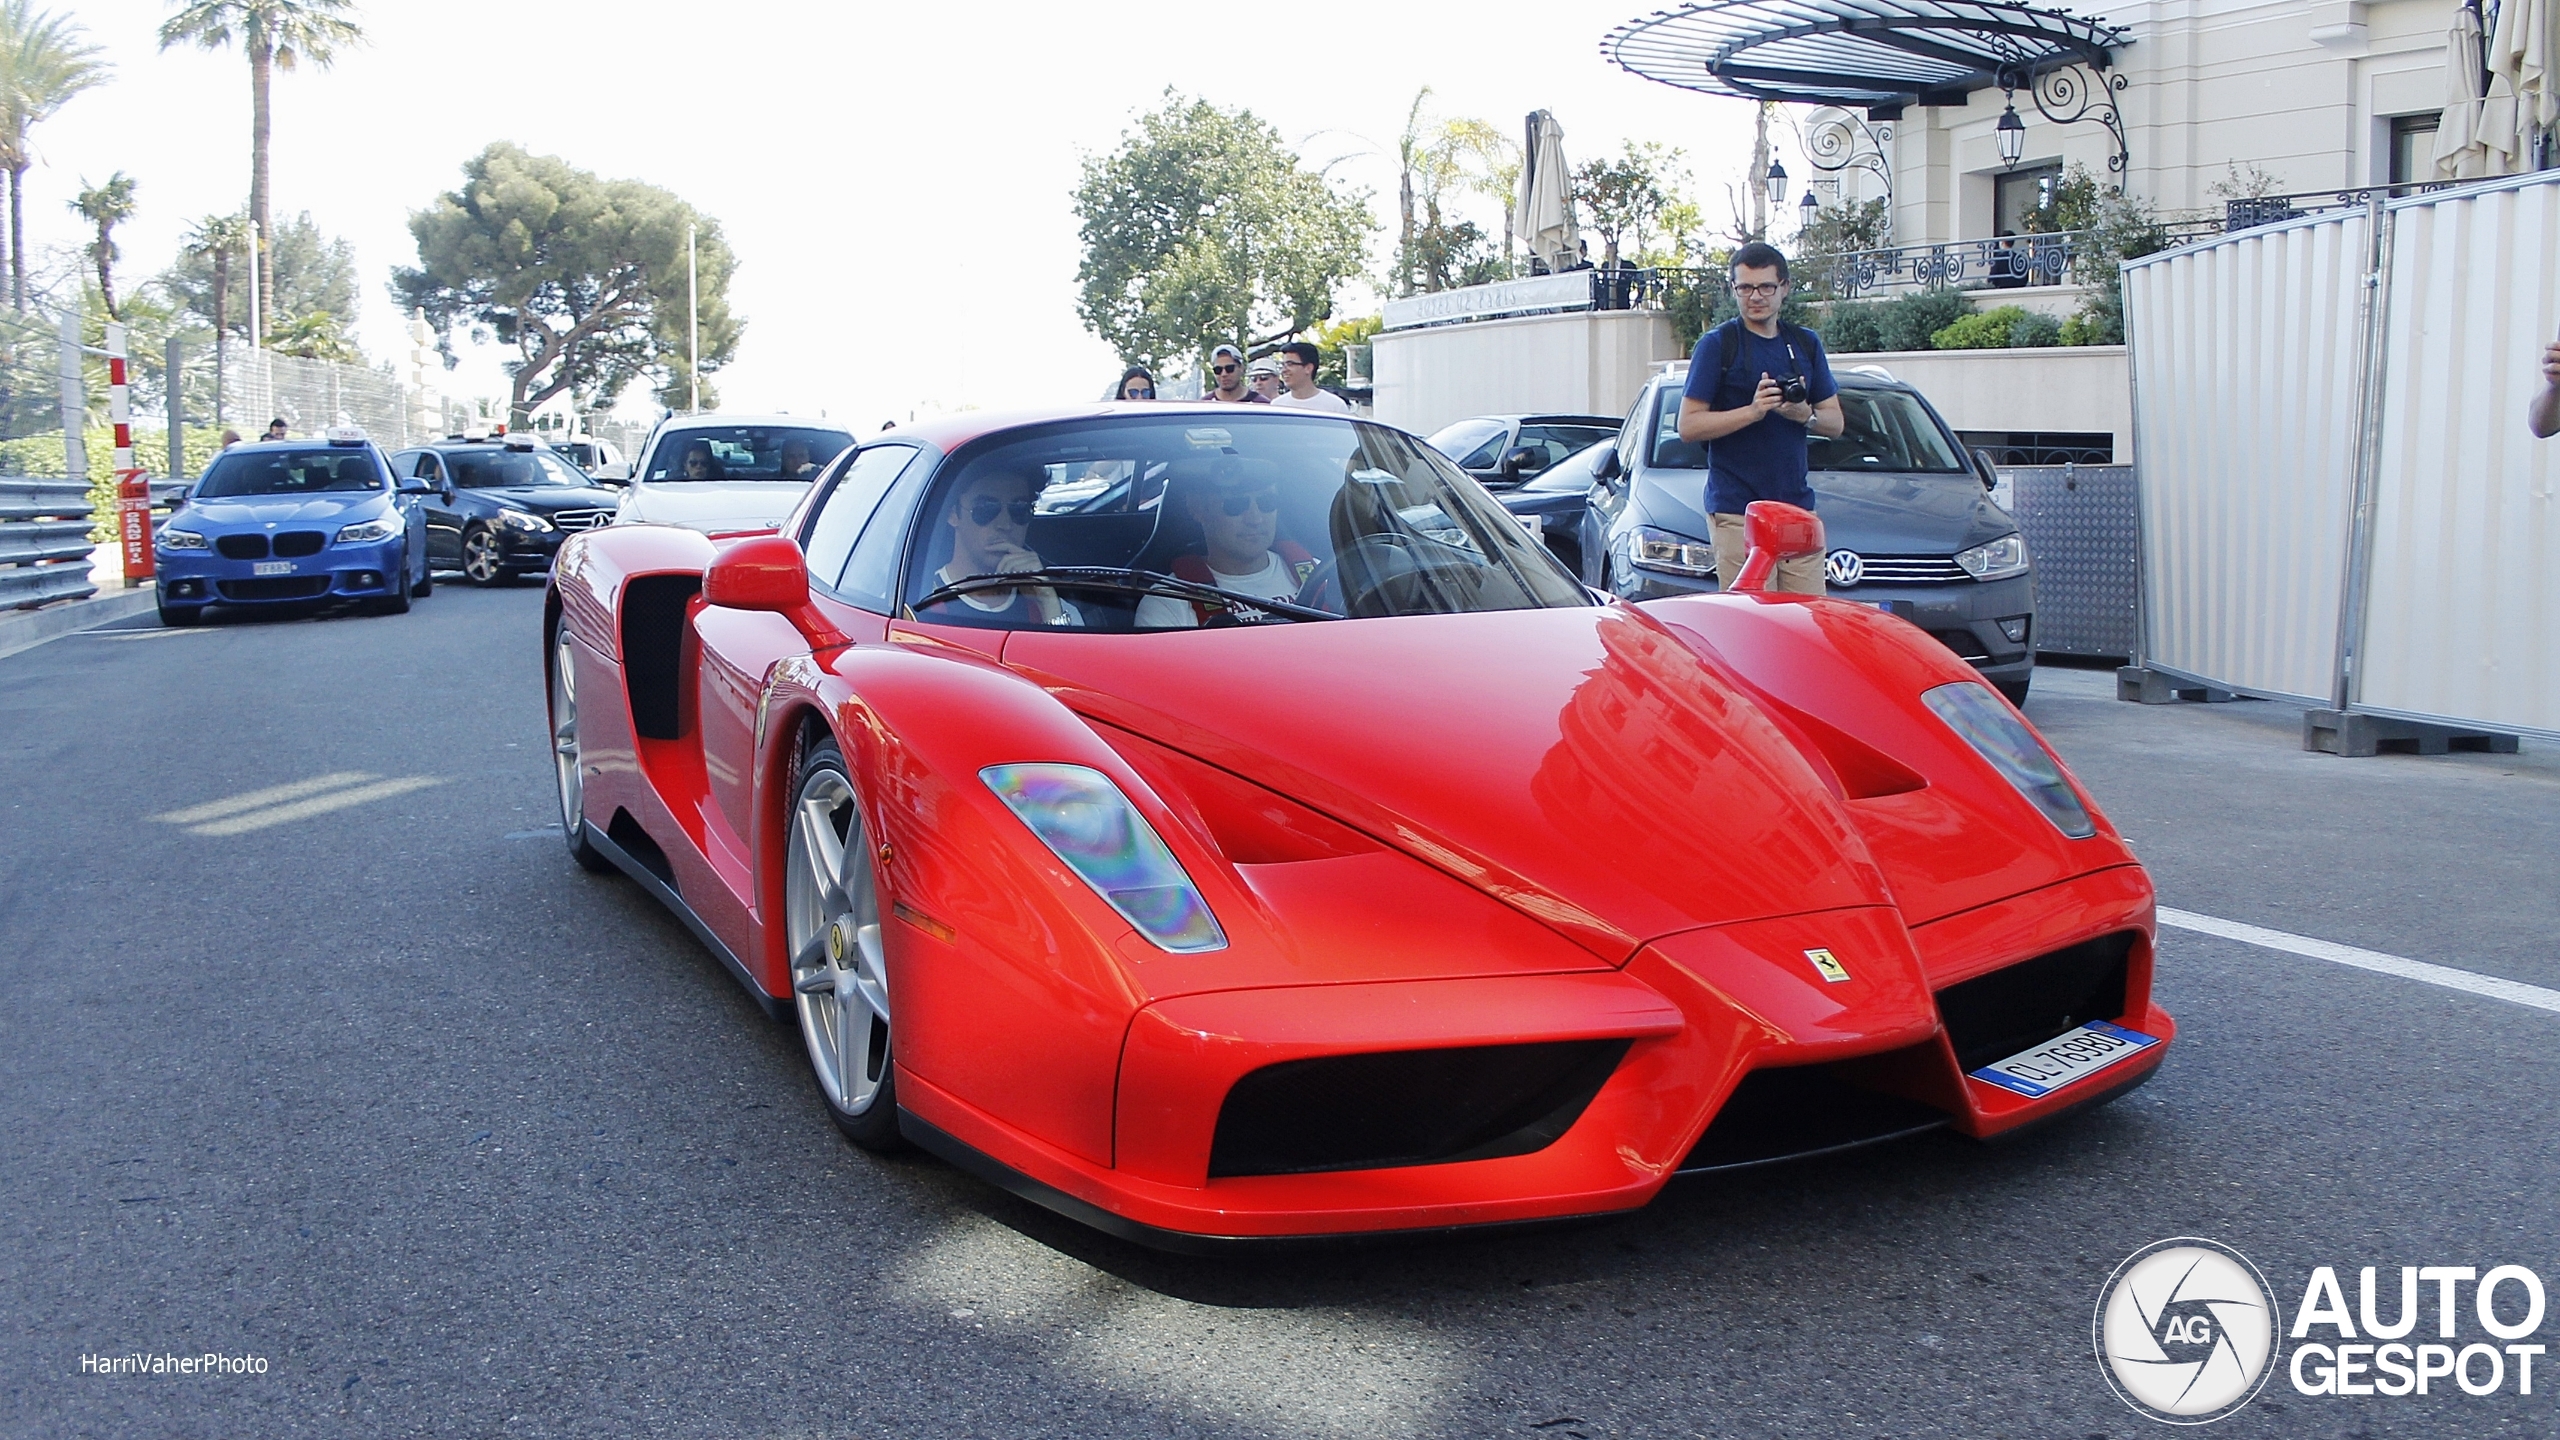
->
[103,323,152,583]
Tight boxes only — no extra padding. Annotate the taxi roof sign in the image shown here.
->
[325,423,370,446]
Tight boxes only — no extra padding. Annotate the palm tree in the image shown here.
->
[0,2,110,312]
[156,0,363,338]
[185,211,249,417]
[70,171,135,318]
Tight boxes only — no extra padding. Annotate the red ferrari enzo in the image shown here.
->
[543,404,2171,1250]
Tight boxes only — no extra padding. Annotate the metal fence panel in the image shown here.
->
[0,476,98,608]
[2356,176,2560,737]
[225,350,414,447]
[2124,210,2372,704]
[2006,464,2138,660]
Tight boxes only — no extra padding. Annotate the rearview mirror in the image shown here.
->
[703,533,848,650]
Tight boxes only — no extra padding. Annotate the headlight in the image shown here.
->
[159,529,208,551]
[1921,682,2094,838]
[980,763,1227,952]
[334,517,399,544]
[1630,524,1717,577]
[498,508,553,533]
[1954,532,2029,580]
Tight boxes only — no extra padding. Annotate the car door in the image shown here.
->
[408,451,463,563]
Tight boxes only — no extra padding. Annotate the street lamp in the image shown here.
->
[1799,189,1820,228]
[1996,94,2027,169]
[1763,157,1789,210]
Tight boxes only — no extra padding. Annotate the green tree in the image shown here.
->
[392,142,740,422]
[1074,91,1373,376]
[156,0,364,336]
[69,170,135,318]
[1574,142,1686,268]
[0,1,109,311]
[178,211,247,411]
[1391,92,1515,294]
[164,209,358,345]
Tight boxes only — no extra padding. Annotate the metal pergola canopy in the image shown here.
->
[1603,0,2130,117]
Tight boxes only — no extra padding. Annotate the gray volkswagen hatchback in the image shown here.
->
[1592,363,2035,702]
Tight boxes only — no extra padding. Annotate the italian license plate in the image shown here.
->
[1969,1020,2158,1098]
[252,560,294,576]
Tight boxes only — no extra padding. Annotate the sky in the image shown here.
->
[40,0,1771,428]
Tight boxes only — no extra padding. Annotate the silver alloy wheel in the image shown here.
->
[551,629,584,837]
[785,766,890,1116]
[463,526,505,583]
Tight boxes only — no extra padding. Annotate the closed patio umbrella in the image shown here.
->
[2434,2,2492,178]
[2488,0,2556,168]
[1513,110,1581,275]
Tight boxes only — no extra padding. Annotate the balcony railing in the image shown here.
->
[2222,181,2458,232]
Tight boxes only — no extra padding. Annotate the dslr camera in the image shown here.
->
[1773,374,1809,406]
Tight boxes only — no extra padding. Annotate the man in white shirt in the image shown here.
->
[915,469,1081,627]
[1268,342,1350,412]
[1134,473,1319,627]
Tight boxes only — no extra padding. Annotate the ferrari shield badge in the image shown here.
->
[1803,948,1852,984]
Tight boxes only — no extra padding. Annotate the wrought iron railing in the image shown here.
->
[1603,233,2095,309]
[2222,182,2458,232]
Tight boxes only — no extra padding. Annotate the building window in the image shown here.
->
[2388,115,2441,187]
[1957,430,2116,466]
[1993,164,2063,236]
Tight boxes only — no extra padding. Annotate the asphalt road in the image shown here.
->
[3,587,2555,1438]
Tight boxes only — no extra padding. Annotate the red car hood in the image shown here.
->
[1003,606,1893,963]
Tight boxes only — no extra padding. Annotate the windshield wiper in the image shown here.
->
[906,566,1334,623]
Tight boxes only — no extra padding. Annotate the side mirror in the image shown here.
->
[703,533,848,650]
[593,462,631,482]
[1731,500,1825,594]
[397,479,432,495]
[592,474,630,488]
[1498,446,1543,481]
[1971,448,2000,489]
[1593,448,1624,483]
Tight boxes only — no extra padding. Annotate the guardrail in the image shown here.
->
[0,475,188,610]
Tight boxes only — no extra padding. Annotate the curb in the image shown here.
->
[0,584,158,662]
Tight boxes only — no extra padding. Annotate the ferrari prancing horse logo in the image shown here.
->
[1804,947,1852,983]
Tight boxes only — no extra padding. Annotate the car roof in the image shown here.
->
[222,437,382,452]
[652,413,854,434]
[880,400,1366,454]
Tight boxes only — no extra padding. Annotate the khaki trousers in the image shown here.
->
[1710,512,1826,595]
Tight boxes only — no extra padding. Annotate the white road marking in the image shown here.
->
[152,773,379,826]
[2159,907,2560,1016]
[181,777,445,837]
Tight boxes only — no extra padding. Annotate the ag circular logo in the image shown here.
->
[2094,1238,2281,1424]
[1824,548,1864,587]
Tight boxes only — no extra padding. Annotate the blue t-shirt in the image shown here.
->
[1681,321,1837,516]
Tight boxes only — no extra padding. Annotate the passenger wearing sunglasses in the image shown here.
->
[920,470,1081,627]
[1134,471,1317,628]
[1203,344,1269,404]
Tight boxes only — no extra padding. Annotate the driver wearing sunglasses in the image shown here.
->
[1134,469,1318,628]
[919,470,1082,627]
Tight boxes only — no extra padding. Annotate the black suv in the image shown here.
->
[387,437,624,584]
[1590,366,2037,702]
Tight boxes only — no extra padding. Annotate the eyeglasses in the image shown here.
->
[966,496,1036,526]
[1730,282,1784,298]
[1123,388,1155,399]
[1281,356,1312,368]
[1212,363,1239,375]
[1217,489,1280,517]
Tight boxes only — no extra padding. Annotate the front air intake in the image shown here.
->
[1208,1039,1628,1178]
[1933,931,2135,1072]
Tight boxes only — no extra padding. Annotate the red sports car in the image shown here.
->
[543,404,2170,1250]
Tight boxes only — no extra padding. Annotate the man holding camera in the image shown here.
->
[1676,242,1845,594]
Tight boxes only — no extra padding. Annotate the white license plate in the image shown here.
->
[252,560,295,576]
[1969,1020,2158,1098]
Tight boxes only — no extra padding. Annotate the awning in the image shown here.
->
[1602,0,2129,117]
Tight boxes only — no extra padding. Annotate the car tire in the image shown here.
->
[156,597,202,627]
[1997,675,2032,706]
[411,560,433,598]
[548,617,614,875]
[785,737,906,1153]
[374,572,412,615]
[461,524,504,585]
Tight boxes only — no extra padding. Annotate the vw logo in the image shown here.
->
[2094,1237,2280,1424]
[1825,549,1864,587]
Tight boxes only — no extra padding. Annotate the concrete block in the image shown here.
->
[2303,709,2523,757]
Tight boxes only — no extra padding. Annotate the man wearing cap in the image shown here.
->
[1248,356,1283,402]
[1203,344,1267,404]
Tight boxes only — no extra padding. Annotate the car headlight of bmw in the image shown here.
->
[497,508,553,533]
[1630,524,1717,578]
[1921,682,2094,838]
[981,763,1227,952]
[333,517,400,544]
[1954,532,2029,581]
[159,528,208,550]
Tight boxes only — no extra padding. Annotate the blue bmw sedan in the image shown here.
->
[154,429,433,626]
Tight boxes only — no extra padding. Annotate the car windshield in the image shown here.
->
[1521,442,1609,493]
[1647,383,1969,474]
[1426,418,1508,470]
[194,446,385,497]
[446,448,590,488]
[903,414,1590,631]
[645,425,851,482]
